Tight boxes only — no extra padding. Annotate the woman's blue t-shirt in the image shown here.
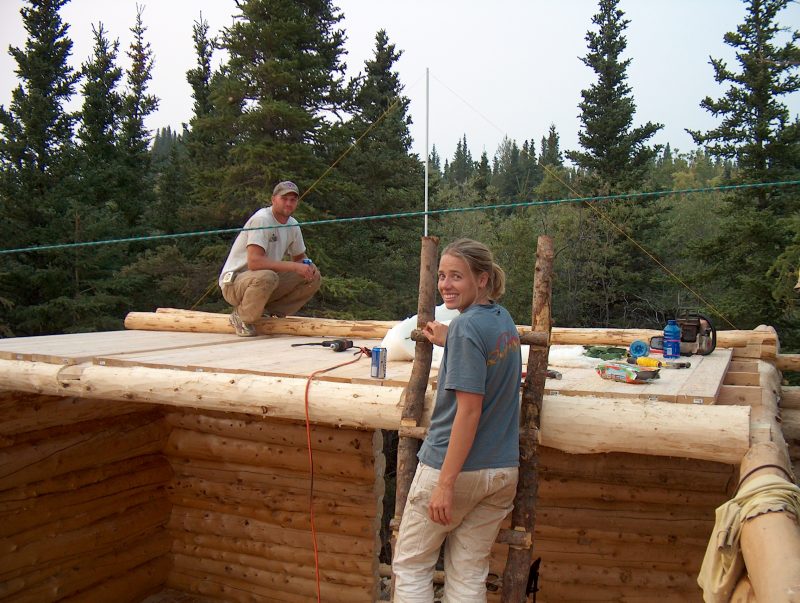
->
[418,303,521,471]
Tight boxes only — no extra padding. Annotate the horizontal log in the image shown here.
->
[170,540,373,588]
[0,410,157,448]
[165,428,376,482]
[127,308,395,339]
[165,409,380,457]
[539,447,736,493]
[530,523,709,549]
[0,412,168,490]
[782,386,800,410]
[492,559,700,592]
[1,463,171,536]
[535,506,713,539]
[783,409,800,442]
[0,392,144,437]
[1,498,170,579]
[166,567,317,603]
[539,396,750,464]
[12,360,411,431]
[0,454,166,503]
[59,556,169,603]
[168,505,376,556]
[169,458,380,504]
[169,494,375,538]
[0,359,754,462]
[170,530,375,576]
[776,353,800,372]
[2,529,169,602]
[537,476,728,508]
[513,535,706,571]
[168,475,374,518]
[398,425,428,440]
[171,552,374,603]
[2,486,168,557]
[128,309,780,355]
[519,581,700,603]
[410,327,550,349]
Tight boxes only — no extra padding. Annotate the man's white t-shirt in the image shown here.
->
[218,207,306,287]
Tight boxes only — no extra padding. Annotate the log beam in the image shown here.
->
[539,396,750,464]
[123,309,780,361]
[0,359,753,464]
[125,308,395,339]
[776,353,800,372]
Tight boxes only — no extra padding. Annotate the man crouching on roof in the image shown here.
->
[218,180,321,337]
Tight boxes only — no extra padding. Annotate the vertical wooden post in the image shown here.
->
[390,236,439,594]
[501,235,554,603]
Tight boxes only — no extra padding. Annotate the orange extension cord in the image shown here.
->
[303,348,369,602]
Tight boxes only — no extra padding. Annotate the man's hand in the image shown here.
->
[423,320,448,347]
[296,261,317,281]
[429,482,454,525]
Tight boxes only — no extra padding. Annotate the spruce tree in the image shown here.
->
[77,24,123,211]
[558,0,667,328]
[320,29,423,318]
[474,151,491,196]
[204,0,348,221]
[119,5,158,226]
[186,14,215,121]
[566,0,662,194]
[0,0,79,334]
[540,124,563,167]
[62,22,134,332]
[689,0,800,345]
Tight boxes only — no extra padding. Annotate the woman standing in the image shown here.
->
[393,239,522,602]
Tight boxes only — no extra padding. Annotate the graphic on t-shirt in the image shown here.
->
[488,330,520,366]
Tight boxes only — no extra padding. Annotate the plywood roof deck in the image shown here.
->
[0,329,734,404]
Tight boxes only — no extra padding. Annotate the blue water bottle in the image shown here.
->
[663,319,681,359]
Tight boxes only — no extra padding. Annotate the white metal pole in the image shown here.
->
[424,67,429,237]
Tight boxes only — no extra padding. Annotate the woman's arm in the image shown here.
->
[428,390,483,525]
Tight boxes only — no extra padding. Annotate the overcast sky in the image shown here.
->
[1,0,799,163]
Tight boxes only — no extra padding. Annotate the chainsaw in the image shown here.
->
[649,312,716,356]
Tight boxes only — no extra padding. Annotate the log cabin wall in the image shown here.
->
[161,408,384,603]
[486,448,737,603]
[0,392,172,602]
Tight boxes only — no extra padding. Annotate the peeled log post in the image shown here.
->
[501,235,554,603]
[738,442,800,602]
[391,236,438,589]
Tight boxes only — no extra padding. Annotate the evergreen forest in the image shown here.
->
[0,0,798,355]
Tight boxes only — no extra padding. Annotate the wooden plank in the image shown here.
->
[724,371,760,387]
[97,334,425,387]
[0,330,243,364]
[675,349,732,404]
[729,360,758,373]
[542,350,731,404]
[717,384,762,406]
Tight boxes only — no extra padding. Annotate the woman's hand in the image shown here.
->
[429,482,454,525]
[423,320,448,347]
